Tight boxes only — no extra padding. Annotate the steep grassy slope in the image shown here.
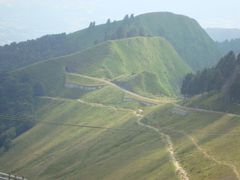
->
[18,37,191,97]
[64,37,191,96]
[182,92,240,115]
[69,12,220,70]
[1,95,240,179]
[134,12,220,70]
[142,104,240,180]
[1,12,219,71]
[0,98,177,180]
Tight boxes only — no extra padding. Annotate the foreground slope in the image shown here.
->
[20,37,191,97]
[0,98,177,180]
[1,95,240,179]
[1,54,240,179]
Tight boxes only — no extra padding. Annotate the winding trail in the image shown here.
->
[42,96,135,113]
[47,73,240,179]
[137,118,189,180]
[67,73,171,105]
[185,133,240,180]
[44,95,189,179]
[175,104,240,118]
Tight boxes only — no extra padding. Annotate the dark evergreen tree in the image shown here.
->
[139,27,146,36]
[181,73,194,96]
[216,51,236,79]
[130,14,135,20]
[0,72,42,150]
[33,82,45,96]
[229,74,240,102]
[127,27,139,37]
[123,14,129,21]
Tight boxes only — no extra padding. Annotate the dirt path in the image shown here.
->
[46,74,240,179]
[44,95,188,179]
[67,73,166,105]
[41,96,136,113]
[185,134,240,180]
[175,104,240,118]
[137,118,189,180]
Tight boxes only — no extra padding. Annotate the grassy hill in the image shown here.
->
[0,96,178,180]
[1,95,240,179]
[17,37,191,97]
[1,44,240,179]
[0,12,219,71]
[135,12,220,70]
[69,12,220,71]
[143,104,240,180]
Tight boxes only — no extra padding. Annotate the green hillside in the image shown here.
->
[181,51,240,113]
[69,12,220,70]
[135,12,220,70]
[0,12,219,71]
[1,95,240,179]
[18,37,191,97]
[143,104,240,180]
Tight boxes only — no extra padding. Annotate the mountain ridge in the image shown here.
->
[0,12,220,71]
[18,36,191,97]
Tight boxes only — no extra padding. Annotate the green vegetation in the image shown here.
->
[1,95,240,179]
[0,72,44,151]
[64,37,191,96]
[142,104,240,179]
[18,37,190,97]
[69,12,220,71]
[66,73,105,86]
[0,98,177,180]
[0,12,219,71]
[182,51,240,104]
[1,11,239,180]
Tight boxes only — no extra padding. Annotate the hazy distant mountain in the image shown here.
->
[206,28,240,42]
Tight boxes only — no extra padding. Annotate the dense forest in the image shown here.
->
[181,51,240,103]
[0,33,72,71]
[0,72,45,151]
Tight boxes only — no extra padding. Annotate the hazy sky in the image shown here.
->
[0,0,239,43]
